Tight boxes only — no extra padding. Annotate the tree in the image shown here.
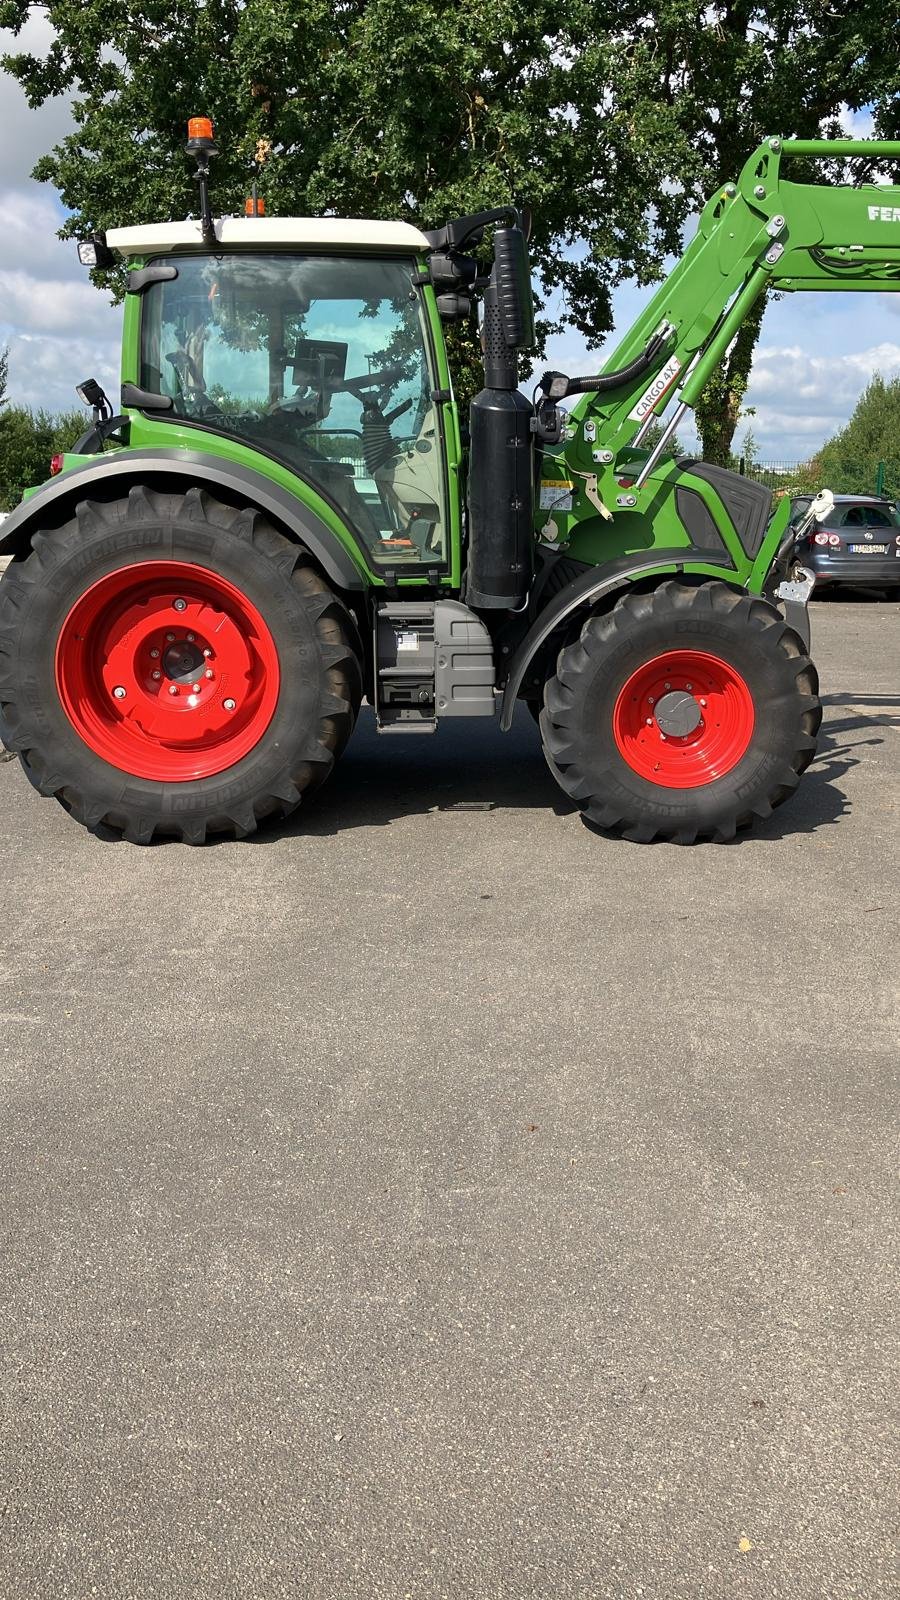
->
[815,374,900,496]
[0,346,8,409]
[0,0,700,389]
[0,407,85,511]
[615,2,900,463]
[641,419,687,461]
[1,2,897,447]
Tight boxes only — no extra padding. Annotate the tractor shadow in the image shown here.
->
[268,705,574,839]
[258,693,897,844]
[733,692,899,843]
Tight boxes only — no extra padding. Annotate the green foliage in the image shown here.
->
[815,374,900,496]
[0,1,897,448]
[624,2,900,462]
[0,0,703,360]
[0,408,86,510]
[786,458,827,495]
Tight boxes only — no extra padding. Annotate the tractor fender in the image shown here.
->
[499,546,739,731]
[0,448,366,593]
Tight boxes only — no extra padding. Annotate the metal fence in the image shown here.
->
[736,458,897,499]
[737,459,806,492]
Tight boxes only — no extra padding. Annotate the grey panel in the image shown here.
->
[126,263,178,294]
[675,486,729,557]
[374,601,437,729]
[0,448,366,591]
[434,600,496,718]
[678,461,772,558]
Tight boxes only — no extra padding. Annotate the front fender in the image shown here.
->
[499,546,739,731]
[0,448,367,594]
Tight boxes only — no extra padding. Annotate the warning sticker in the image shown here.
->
[539,478,574,512]
[397,631,419,652]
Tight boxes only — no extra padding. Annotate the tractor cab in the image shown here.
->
[109,222,456,577]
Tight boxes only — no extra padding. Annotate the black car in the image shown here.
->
[791,494,900,593]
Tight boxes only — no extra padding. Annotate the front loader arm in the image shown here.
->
[566,136,900,465]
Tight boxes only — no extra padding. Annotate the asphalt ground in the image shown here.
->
[0,584,898,1599]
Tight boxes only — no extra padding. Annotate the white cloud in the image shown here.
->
[838,105,876,139]
[0,268,118,337]
[0,185,73,278]
[0,16,73,186]
[3,329,121,416]
[0,25,123,413]
[743,340,900,456]
[0,184,120,408]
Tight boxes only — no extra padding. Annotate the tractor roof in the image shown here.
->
[106,216,431,257]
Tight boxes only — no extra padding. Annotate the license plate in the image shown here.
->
[848,543,889,554]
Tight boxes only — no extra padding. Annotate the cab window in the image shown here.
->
[140,253,449,571]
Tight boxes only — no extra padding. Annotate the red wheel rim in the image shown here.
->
[612,649,754,789]
[55,561,280,781]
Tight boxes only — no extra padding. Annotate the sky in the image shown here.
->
[2,13,899,462]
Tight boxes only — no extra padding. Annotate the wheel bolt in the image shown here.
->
[152,670,161,681]
[660,733,667,741]
[203,648,212,658]
[664,682,671,690]
[186,633,195,642]
[192,683,201,693]
[223,698,236,711]
[700,698,707,707]
[173,598,187,612]
[648,697,654,706]
[150,648,160,660]
[166,632,175,642]
[205,669,214,679]
[168,685,179,696]
[685,683,692,691]
[112,685,126,699]
[645,717,653,726]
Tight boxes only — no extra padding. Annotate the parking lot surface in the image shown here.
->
[1,592,898,1599]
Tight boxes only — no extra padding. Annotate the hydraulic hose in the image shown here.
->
[539,329,670,400]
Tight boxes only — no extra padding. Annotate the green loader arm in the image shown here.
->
[571,137,900,463]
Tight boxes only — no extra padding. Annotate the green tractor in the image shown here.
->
[2,121,898,844]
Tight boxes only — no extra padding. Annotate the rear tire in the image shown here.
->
[540,580,821,843]
[0,486,362,842]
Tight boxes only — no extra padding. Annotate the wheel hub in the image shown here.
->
[652,688,703,738]
[55,559,280,781]
[612,648,755,789]
[162,638,206,683]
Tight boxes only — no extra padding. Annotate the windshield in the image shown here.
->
[140,253,449,570]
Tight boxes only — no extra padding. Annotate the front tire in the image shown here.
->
[540,580,821,843]
[0,486,362,842]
